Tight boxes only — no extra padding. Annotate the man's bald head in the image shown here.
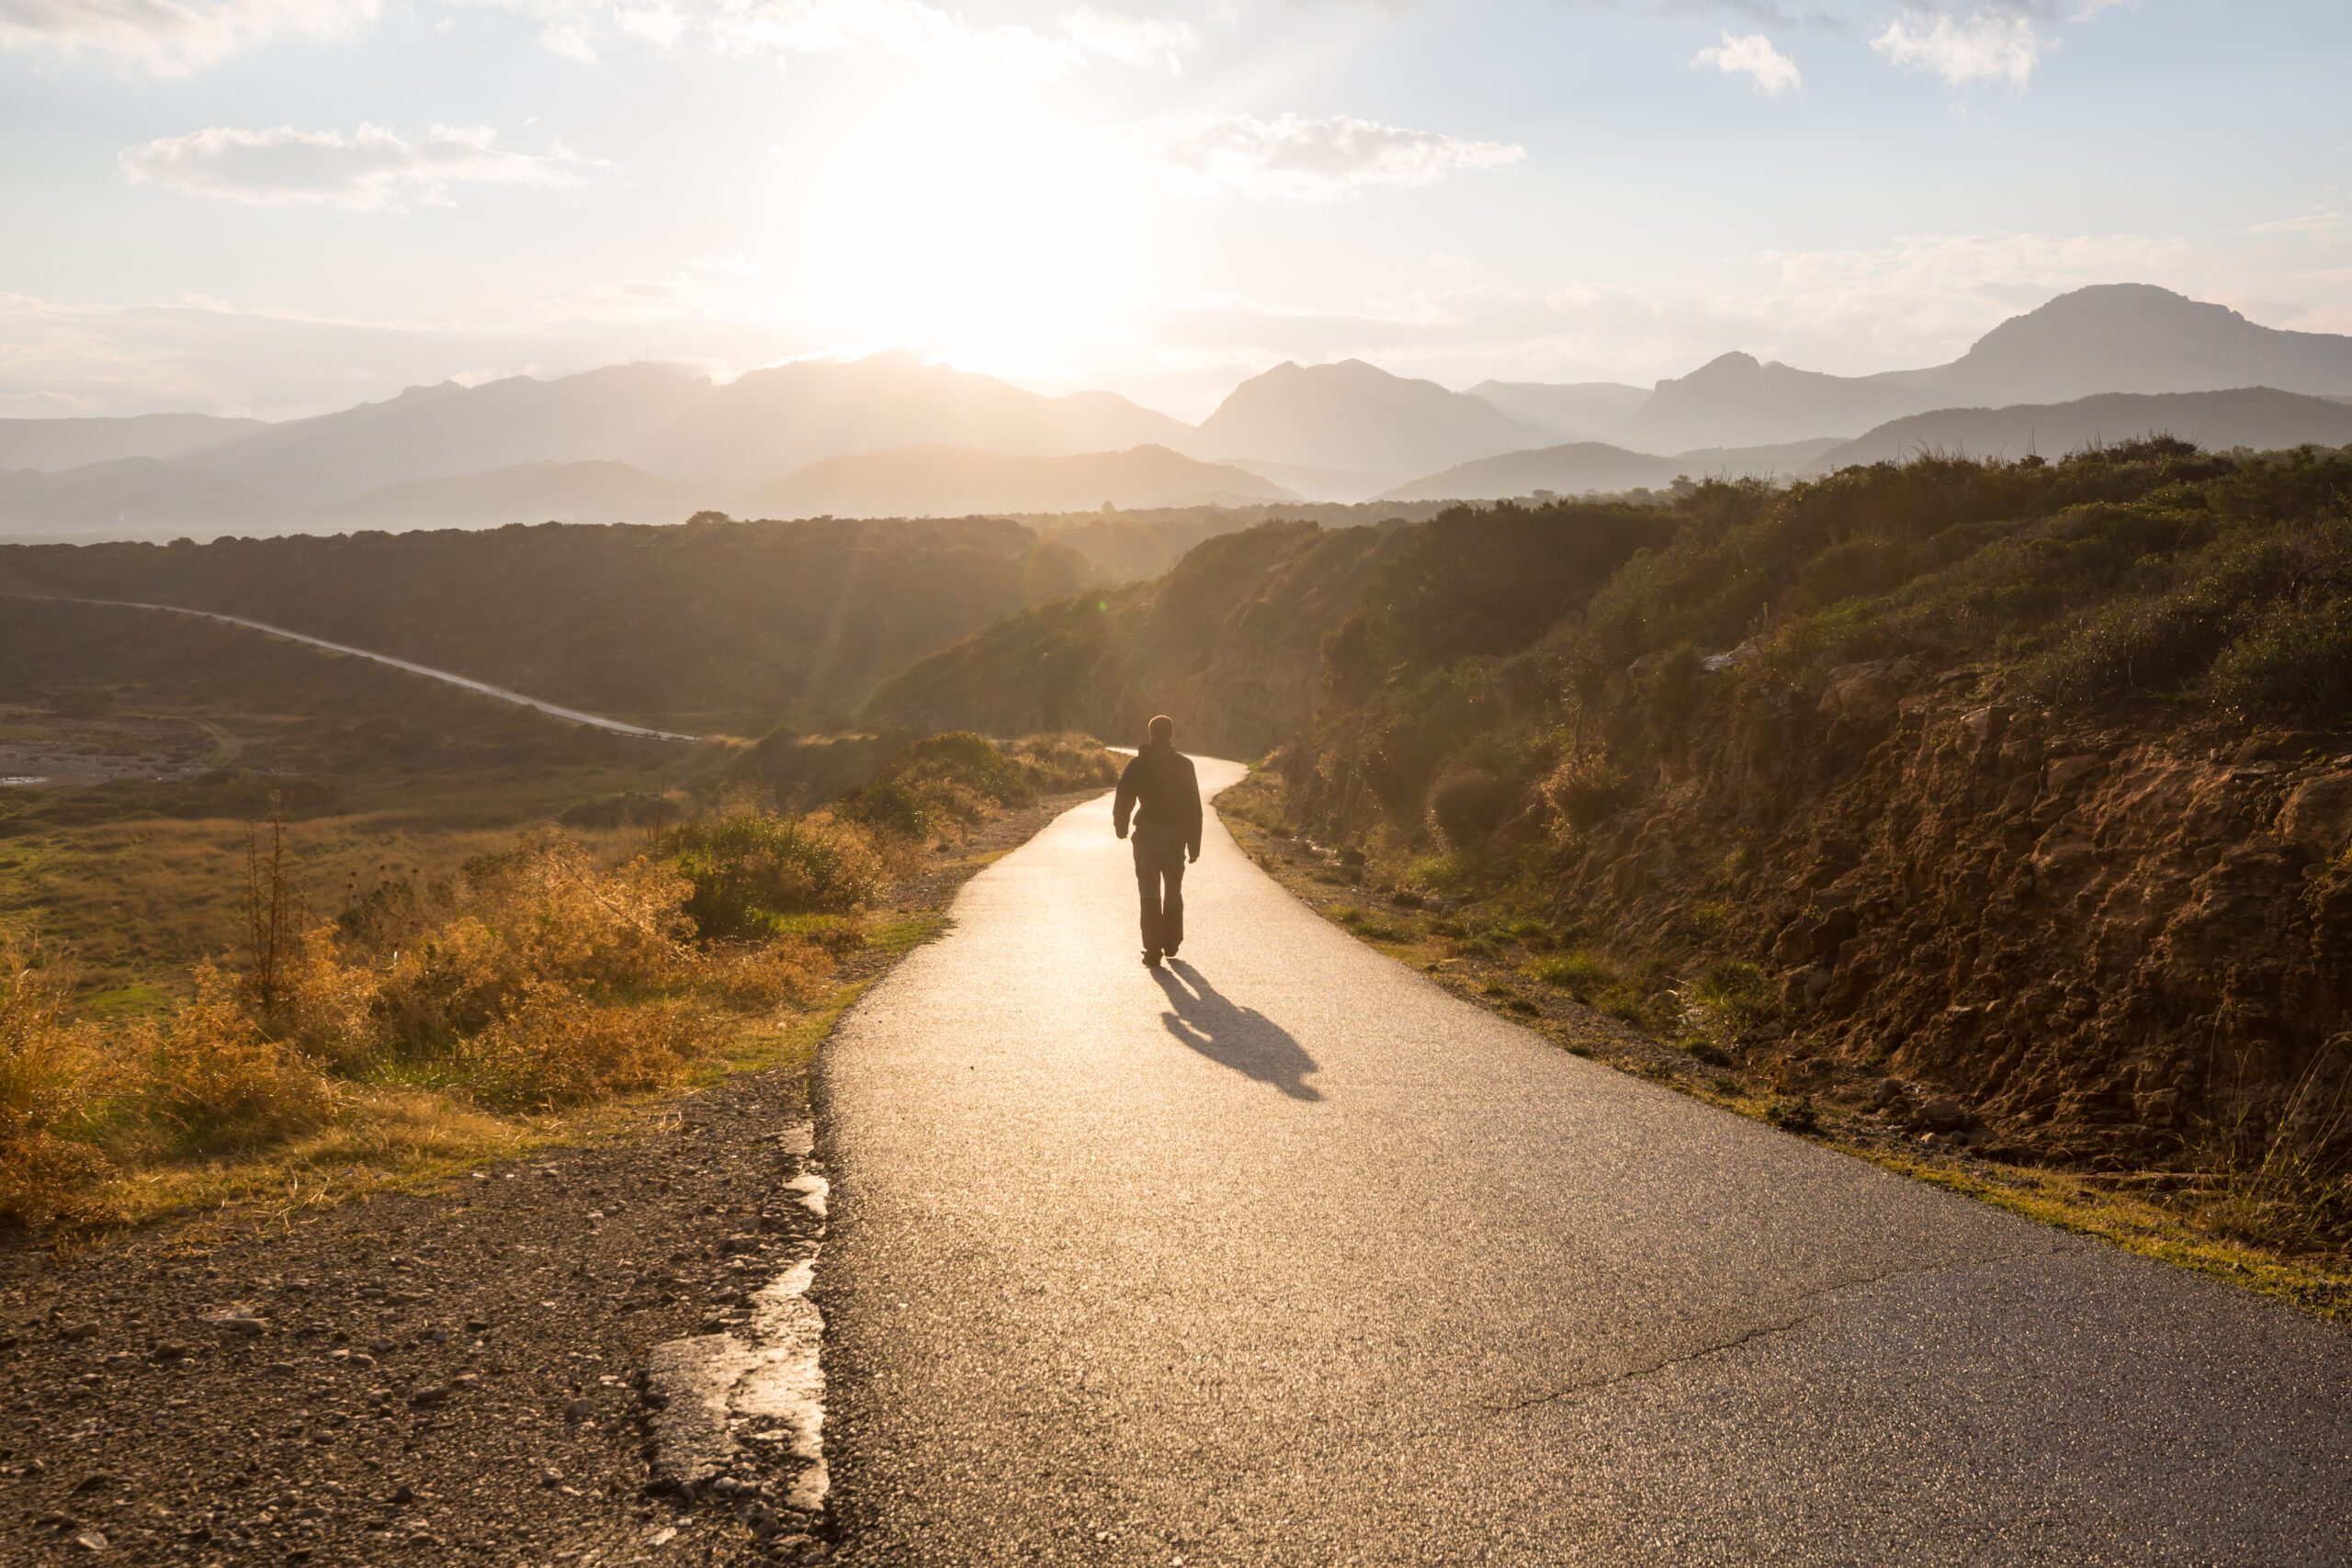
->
[1148,715,1175,744]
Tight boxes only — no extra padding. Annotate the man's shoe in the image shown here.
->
[1162,943,1180,960]
[1142,949,1162,968]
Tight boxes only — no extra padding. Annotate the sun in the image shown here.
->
[791,85,1145,379]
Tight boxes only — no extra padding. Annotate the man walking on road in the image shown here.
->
[1114,715,1203,969]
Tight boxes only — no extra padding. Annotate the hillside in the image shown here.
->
[1587,286,2352,456]
[330,460,725,532]
[863,522,1399,753]
[865,502,1672,754]
[1191,359,1543,490]
[0,458,300,538]
[1815,388,2352,468]
[740,444,1294,517]
[1466,379,1650,442]
[0,412,266,472]
[184,364,708,502]
[175,354,1193,502]
[0,515,1091,730]
[631,354,1193,480]
[1379,436,1840,502]
[1379,442,1682,502]
[1903,283,2352,404]
[1613,352,1931,452]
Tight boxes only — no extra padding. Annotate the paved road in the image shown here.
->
[2,593,699,741]
[815,759,2352,1566]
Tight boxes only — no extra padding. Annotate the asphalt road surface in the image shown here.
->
[816,758,2352,1566]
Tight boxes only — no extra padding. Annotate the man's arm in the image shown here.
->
[1113,756,1140,838]
[1182,758,1204,860]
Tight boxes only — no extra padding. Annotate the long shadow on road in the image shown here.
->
[1151,959,1322,1102]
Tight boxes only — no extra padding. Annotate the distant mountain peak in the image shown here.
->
[1669,352,1765,384]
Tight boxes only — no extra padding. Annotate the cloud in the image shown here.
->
[1871,8,2041,88]
[0,0,378,74]
[1692,30,1801,95]
[118,124,605,211]
[2249,211,2352,238]
[1149,114,1525,204]
[472,0,1193,78]
[1870,1,2132,90]
[1057,4,1193,70]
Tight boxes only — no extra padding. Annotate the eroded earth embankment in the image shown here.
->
[1561,664,2350,1176]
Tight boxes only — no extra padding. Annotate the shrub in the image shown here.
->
[1430,769,1520,848]
[0,941,119,1227]
[2209,601,2352,719]
[883,731,1038,813]
[458,984,729,1112]
[835,780,932,840]
[660,811,885,941]
[330,840,696,1059]
[1542,750,1634,830]
[126,967,335,1158]
[1004,734,1121,795]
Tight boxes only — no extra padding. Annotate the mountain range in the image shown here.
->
[6,284,2352,538]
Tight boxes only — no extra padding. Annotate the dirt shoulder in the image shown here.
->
[0,790,1100,1567]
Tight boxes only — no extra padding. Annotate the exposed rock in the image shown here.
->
[1816,660,1917,726]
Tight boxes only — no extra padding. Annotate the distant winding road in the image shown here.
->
[6,593,700,742]
[815,757,2352,1565]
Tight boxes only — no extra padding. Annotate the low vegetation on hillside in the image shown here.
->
[868,503,1675,753]
[0,732,1114,1232]
[0,516,1098,733]
[1282,442,2352,1258]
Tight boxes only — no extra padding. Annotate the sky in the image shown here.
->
[3,0,2350,423]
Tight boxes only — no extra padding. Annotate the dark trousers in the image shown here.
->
[1132,824,1188,955]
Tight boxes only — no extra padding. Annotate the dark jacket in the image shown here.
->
[1114,742,1203,857]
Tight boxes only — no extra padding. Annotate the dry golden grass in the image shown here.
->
[2,732,1112,1236]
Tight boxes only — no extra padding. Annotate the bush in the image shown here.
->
[0,941,119,1227]
[322,840,697,1060]
[835,780,932,840]
[661,810,886,941]
[2209,601,2352,719]
[127,968,335,1157]
[1430,769,1520,848]
[1543,750,1634,830]
[883,731,1039,813]
[458,984,729,1112]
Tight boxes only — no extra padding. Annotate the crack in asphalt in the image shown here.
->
[1487,1241,2074,1418]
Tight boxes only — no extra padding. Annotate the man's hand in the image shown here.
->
[1187,846,1199,863]
[1115,824,1128,840]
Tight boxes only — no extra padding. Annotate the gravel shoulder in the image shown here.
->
[0,792,1099,1567]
